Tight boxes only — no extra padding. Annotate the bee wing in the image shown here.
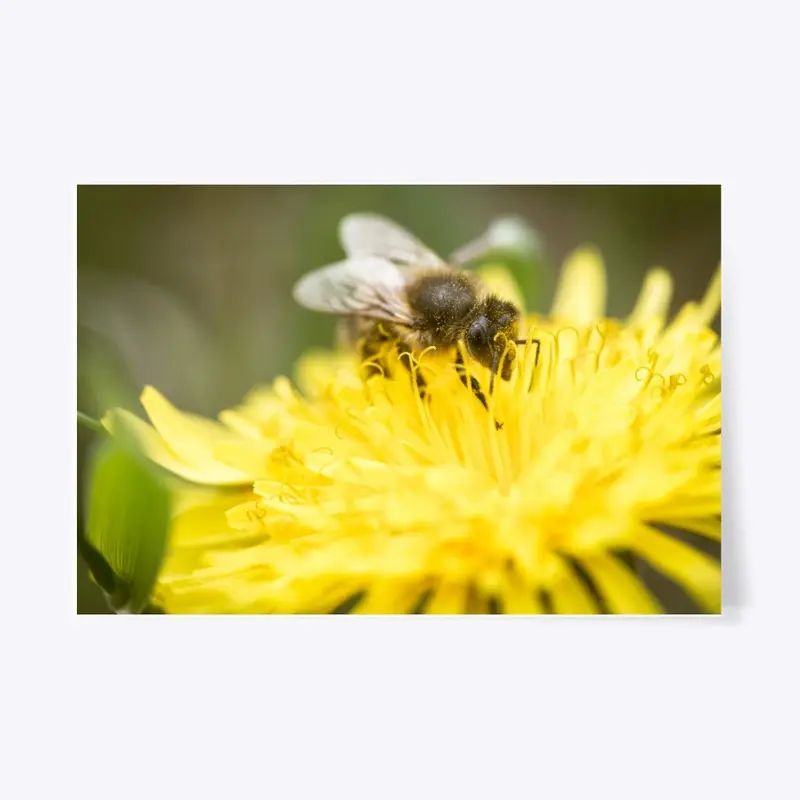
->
[449,216,541,266]
[338,213,446,269]
[292,256,416,326]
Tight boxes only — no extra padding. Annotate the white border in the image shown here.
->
[3,1,799,798]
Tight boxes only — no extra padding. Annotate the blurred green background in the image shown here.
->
[77,185,721,613]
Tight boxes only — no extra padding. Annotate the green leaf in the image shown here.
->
[83,435,173,614]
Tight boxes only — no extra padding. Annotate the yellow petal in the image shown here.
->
[549,245,607,325]
[426,583,468,614]
[501,577,544,614]
[475,264,526,313]
[233,385,288,427]
[213,439,276,478]
[158,488,259,578]
[140,386,255,485]
[102,407,180,470]
[627,268,674,328]
[102,408,239,486]
[632,525,721,613]
[353,581,427,614]
[550,565,600,614]
[583,554,664,614]
[151,486,266,613]
[294,349,355,397]
[655,517,721,541]
[217,410,264,439]
[698,266,721,326]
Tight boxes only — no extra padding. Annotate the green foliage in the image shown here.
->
[82,433,172,614]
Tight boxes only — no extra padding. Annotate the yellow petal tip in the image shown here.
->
[628,267,674,326]
[550,245,607,324]
[140,385,164,408]
[698,266,721,325]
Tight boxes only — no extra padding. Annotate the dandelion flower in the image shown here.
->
[104,247,721,614]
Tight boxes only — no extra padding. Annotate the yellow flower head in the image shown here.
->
[104,247,722,614]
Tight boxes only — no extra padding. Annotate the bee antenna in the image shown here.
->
[514,339,529,345]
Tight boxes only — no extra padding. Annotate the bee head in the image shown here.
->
[465,297,521,391]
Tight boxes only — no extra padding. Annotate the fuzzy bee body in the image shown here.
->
[293,214,538,424]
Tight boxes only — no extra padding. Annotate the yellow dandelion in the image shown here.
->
[103,247,721,615]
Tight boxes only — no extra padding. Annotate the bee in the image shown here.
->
[292,213,540,428]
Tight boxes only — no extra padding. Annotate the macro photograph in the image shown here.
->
[76,184,722,615]
[9,3,797,797]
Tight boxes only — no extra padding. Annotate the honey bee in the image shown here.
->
[292,213,540,427]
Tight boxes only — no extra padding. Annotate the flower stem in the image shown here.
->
[77,410,106,435]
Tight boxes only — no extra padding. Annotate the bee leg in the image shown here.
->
[454,352,488,410]
[454,351,503,430]
[395,341,428,400]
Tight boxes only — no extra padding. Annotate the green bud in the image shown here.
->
[83,435,172,614]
